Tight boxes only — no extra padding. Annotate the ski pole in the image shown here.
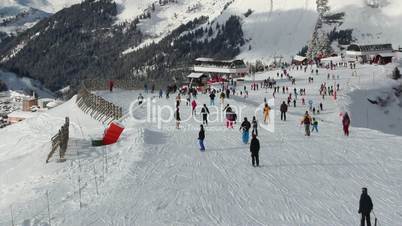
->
[372,210,378,226]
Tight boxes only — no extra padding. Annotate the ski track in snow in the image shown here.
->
[1,64,402,225]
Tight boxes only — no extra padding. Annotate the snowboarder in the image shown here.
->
[201,104,210,125]
[263,104,271,124]
[301,111,312,136]
[251,116,258,136]
[198,124,206,151]
[250,134,260,167]
[240,117,251,144]
[280,101,288,121]
[342,112,351,136]
[359,187,373,226]
[191,100,197,115]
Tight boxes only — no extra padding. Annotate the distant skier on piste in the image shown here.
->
[240,117,251,144]
[301,111,312,136]
[250,134,260,167]
[280,101,288,121]
[251,116,258,136]
[201,104,210,125]
[342,112,351,136]
[198,124,205,151]
[263,103,271,124]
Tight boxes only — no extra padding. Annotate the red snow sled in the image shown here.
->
[102,121,124,145]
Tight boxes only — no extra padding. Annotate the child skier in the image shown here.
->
[240,117,251,144]
[311,118,318,133]
[252,116,258,136]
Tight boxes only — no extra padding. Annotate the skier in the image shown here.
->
[263,104,271,124]
[251,116,258,136]
[250,134,260,167]
[301,111,312,136]
[293,99,296,108]
[220,92,226,105]
[209,92,216,106]
[109,80,114,92]
[198,124,206,151]
[176,94,181,108]
[359,187,373,226]
[138,93,144,105]
[240,117,251,144]
[319,102,323,111]
[144,83,148,94]
[342,112,351,136]
[151,84,155,93]
[224,104,234,128]
[201,104,210,125]
[175,108,181,129]
[311,117,318,132]
[191,99,197,115]
[159,89,163,98]
[308,99,313,110]
[280,101,288,121]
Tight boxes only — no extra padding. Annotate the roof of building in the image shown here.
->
[293,55,307,62]
[347,44,393,53]
[187,73,206,78]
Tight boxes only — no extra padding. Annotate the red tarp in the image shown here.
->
[102,122,124,145]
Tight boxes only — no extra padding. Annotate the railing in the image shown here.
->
[46,117,69,163]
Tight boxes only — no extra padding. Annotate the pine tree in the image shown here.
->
[316,0,330,17]
[392,67,401,80]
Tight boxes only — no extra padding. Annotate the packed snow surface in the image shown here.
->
[1,63,402,225]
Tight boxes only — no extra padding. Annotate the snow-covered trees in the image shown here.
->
[316,0,330,17]
[392,67,401,80]
[306,30,332,60]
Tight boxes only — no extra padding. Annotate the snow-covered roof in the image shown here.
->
[321,56,356,63]
[7,111,39,119]
[195,58,215,62]
[293,55,307,62]
[377,52,395,57]
[187,73,206,78]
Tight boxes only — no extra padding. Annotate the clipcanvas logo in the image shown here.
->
[128,97,275,133]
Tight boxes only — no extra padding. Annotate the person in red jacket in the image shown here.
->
[342,112,351,136]
[191,100,197,115]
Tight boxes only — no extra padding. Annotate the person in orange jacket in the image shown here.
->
[263,103,271,124]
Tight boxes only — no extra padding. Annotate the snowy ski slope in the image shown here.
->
[1,63,402,225]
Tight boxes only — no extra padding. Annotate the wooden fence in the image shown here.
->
[47,117,69,163]
[76,87,123,124]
